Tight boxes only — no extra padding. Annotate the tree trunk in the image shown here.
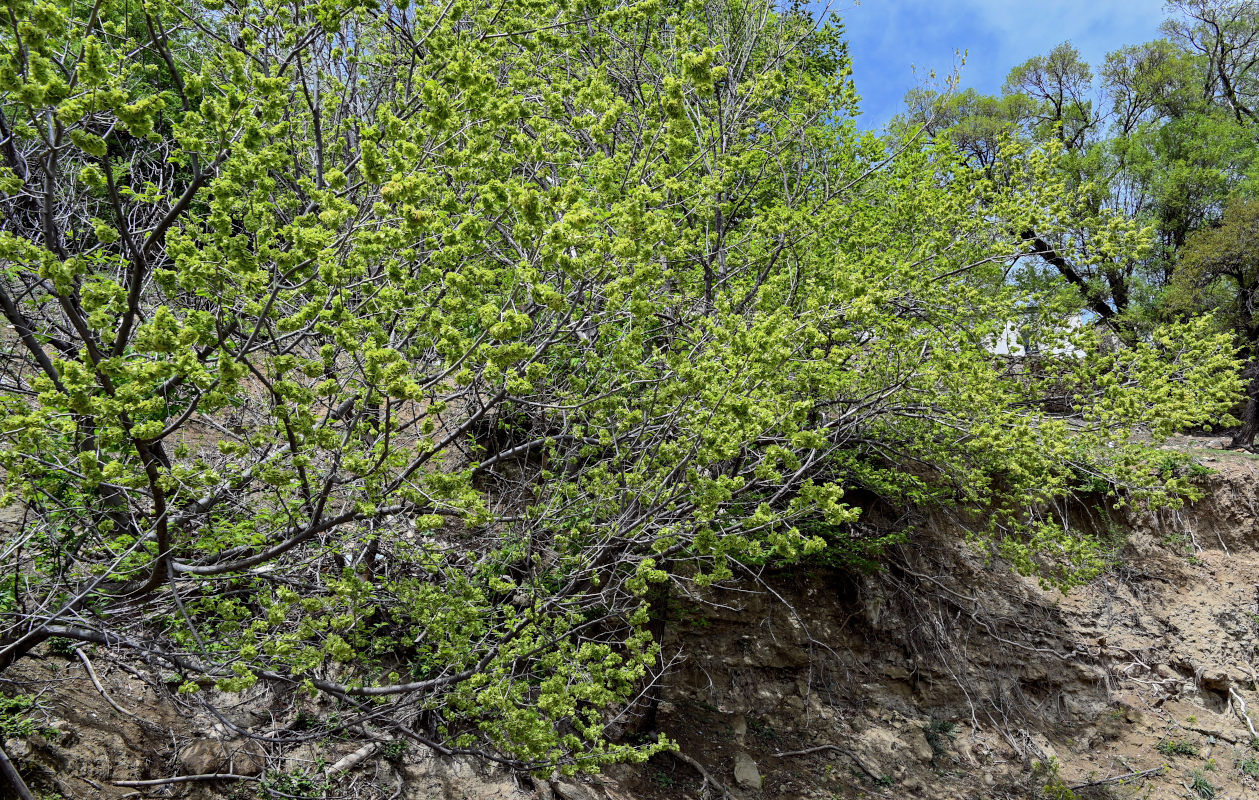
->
[1231,360,1259,449]
[632,580,671,735]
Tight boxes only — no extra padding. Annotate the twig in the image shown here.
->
[76,648,142,721]
[113,773,258,787]
[1068,765,1166,790]
[672,750,735,799]
[773,744,881,781]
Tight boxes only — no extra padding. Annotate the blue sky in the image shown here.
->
[834,0,1169,129]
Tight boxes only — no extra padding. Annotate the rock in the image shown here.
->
[1200,668,1237,692]
[910,729,935,763]
[731,715,747,745]
[732,751,761,790]
[856,727,913,772]
[400,752,532,799]
[552,780,597,800]
[177,737,267,776]
[177,740,220,774]
[3,738,30,761]
[955,737,979,767]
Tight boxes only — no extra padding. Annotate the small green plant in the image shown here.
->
[1161,530,1195,555]
[382,738,408,763]
[1240,752,1259,776]
[1157,737,1199,757]
[1155,453,1214,483]
[0,694,40,738]
[873,775,895,788]
[669,597,712,629]
[1190,769,1216,798]
[258,769,330,798]
[1033,757,1078,800]
[924,718,957,766]
[749,717,781,744]
[45,637,77,657]
[649,770,675,788]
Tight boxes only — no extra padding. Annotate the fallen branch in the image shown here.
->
[0,741,37,800]
[673,750,735,799]
[1068,765,1166,790]
[113,773,258,787]
[773,744,881,781]
[325,740,382,777]
[1232,687,1259,740]
[76,648,143,722]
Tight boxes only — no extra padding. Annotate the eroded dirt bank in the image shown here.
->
[11,444,1259,800]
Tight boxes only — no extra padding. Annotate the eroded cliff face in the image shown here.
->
[12,440,1259,800]
[610,441,1259,800]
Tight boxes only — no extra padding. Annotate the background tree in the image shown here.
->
[897,0,1259,443]
[1171,197,1259,445]
[1003,42,1100,150]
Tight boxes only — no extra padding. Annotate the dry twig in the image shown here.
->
[1068,765,1166,790]
[76,648,143,721]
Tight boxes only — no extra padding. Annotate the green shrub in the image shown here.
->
[0,694,40,738]
[1190,770,1216,798]
[924,718,957,766]
[1157,738,1199,757]
[1240,751,1259,776]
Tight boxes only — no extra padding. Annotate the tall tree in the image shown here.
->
[1003,41,1100,150]
[899,2,1259,445]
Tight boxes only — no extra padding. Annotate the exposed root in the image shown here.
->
[772,743,881,782]
[1230,686,1259,740]
[0,741,37,800]
[113,773,258,787]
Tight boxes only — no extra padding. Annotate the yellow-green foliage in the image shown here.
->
[0,0,1239,774]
